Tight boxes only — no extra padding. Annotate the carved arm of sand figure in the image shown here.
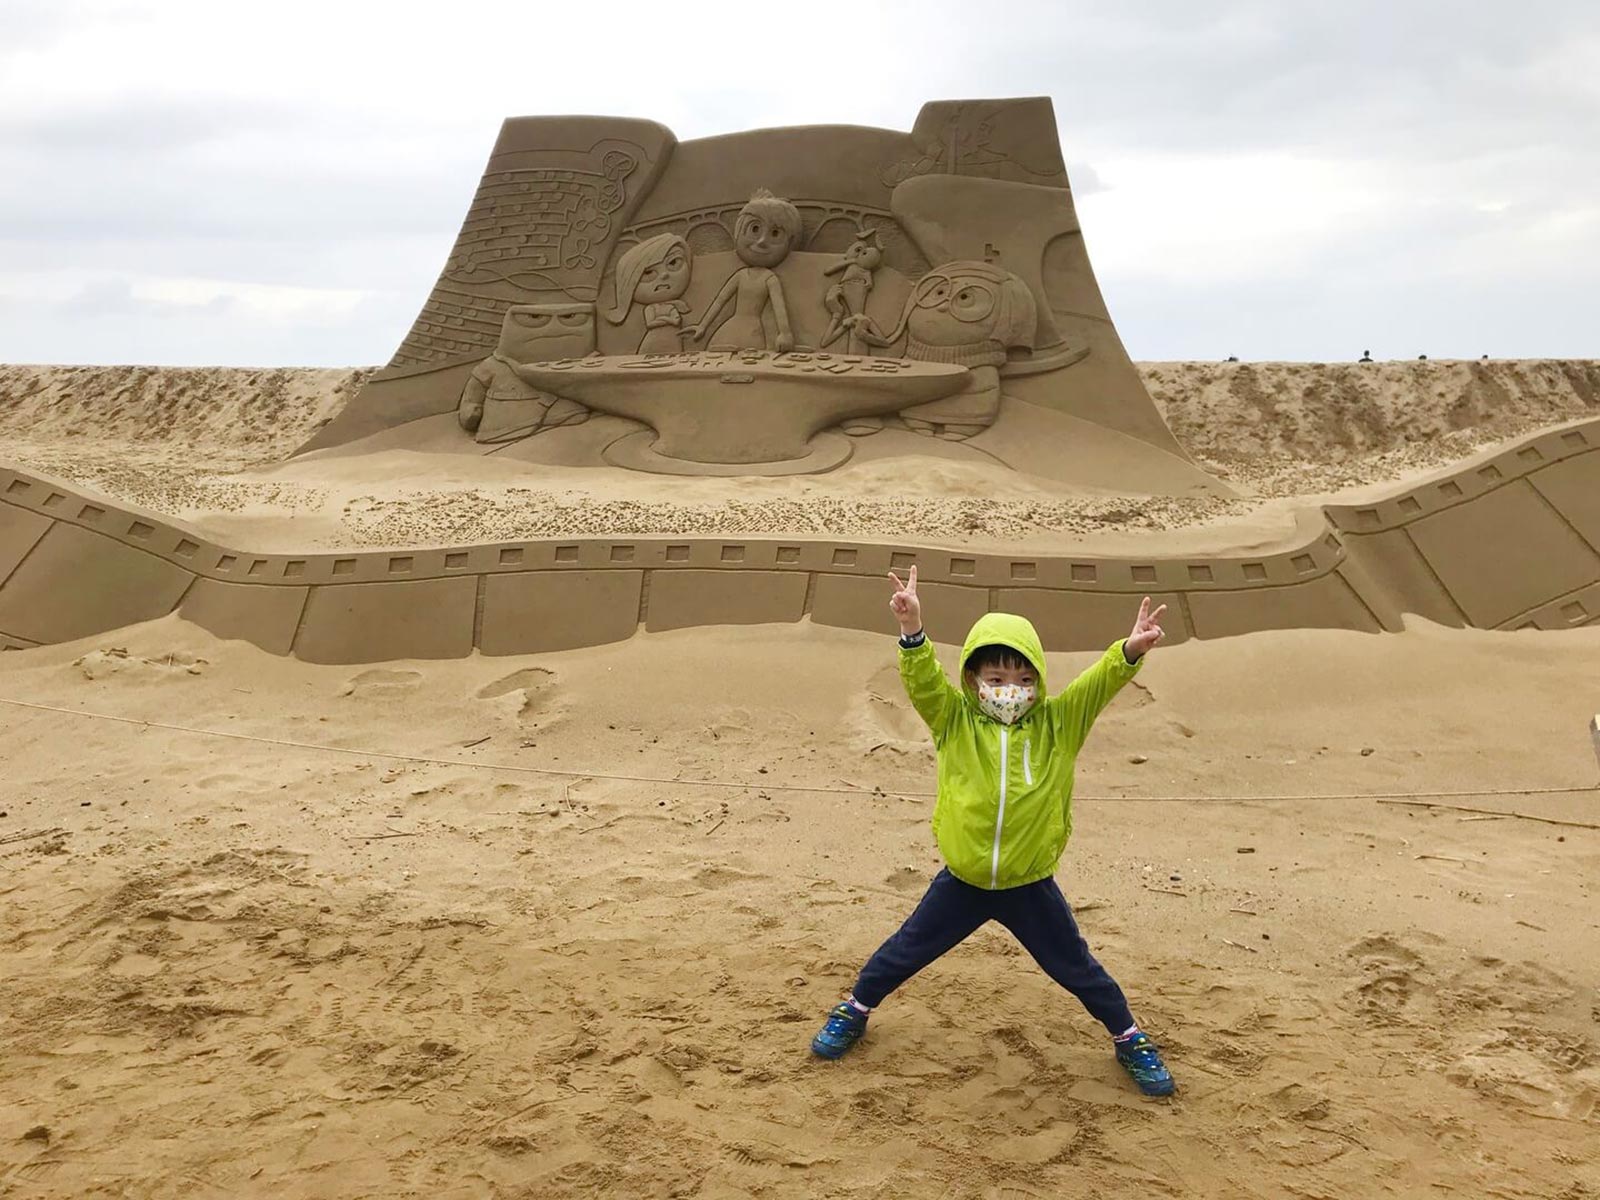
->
[457,361,493,432]
[766,272,796,353]
[685,272,742,345]
[844,306,910,352]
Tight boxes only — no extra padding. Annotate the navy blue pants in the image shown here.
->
[852,868,1136,1035]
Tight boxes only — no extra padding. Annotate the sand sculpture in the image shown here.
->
[3,416,1598,662]
[300,99,1203,482]
[2,103,1597,665]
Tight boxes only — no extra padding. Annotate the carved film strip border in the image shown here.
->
[0,472,1349,597]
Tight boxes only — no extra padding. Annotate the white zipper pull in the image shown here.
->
[990,726,1010,888]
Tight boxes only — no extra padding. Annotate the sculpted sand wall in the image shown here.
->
[2,417,1596,662]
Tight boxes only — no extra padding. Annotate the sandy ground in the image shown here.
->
[2,615,1598,1199]
[2,361,1595,554]
[2,361,1599,1197]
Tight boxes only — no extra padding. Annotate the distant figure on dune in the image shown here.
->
[808,566,1177,1098]
[1359,349,1374,363]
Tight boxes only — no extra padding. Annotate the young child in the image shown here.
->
[810,566,1176,1097]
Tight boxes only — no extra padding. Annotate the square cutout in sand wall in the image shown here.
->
[0,504,52,585]
[179,577,308,657]
[809,575,988,643]
[645,570,808,631]
[0,523,193,644]
[294,577,477,664]
[479,570,643,655]
[1406,481,1600,628]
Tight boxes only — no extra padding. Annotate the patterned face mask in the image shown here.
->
[976,680,1037,725]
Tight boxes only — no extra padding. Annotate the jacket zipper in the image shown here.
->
[990,726,1010,888]
[1023,736,1033,786]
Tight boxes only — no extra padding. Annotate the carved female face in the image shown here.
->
[735,212,795,268]
[634,243,690,303]
[497,304,596,363]
[905,270,1000,345]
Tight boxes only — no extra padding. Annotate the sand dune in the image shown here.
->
[2,361,1594,553]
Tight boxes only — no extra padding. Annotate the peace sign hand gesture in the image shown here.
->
[887,565,923,636]
[1125,595,1167,661]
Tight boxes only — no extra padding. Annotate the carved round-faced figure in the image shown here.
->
[915,270,998,345]
[734,191,803,268]
[497,303,596,364]
[905,265,1028,349]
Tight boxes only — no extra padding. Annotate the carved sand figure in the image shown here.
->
[687,189,802,352]
[820,226,884,356]
[849,260,1037,439]
[603,233,694,354]
[457,303,594,443]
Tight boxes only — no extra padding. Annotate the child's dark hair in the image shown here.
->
[964,644,1033,675]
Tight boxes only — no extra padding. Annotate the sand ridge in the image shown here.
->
[2,361,1595,553]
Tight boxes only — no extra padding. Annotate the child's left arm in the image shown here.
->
[1050,597,1166,752]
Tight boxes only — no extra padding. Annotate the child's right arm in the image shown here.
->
[889,566,959,742]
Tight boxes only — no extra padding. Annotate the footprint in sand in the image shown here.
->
[476,667,558,724]
[74,647,209,680]
[857,663,930,746]
[339,668,422,697]
[1347,934,1431,1022]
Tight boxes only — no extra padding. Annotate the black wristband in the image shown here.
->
[898,629,926,648]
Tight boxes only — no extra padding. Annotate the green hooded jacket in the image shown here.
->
[899,613,1142,890]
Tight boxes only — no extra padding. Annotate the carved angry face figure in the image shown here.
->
[636,241,690,302]
[905,262,1036,350]
[496,303,596,364]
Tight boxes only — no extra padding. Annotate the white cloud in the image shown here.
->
[2,0,1598,363]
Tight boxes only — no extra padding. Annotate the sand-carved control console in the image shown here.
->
[302,99,1210,486]
[516,350,969,472]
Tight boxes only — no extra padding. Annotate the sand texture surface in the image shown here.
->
[2,360,1599,1197]
[2,361,1596,554]
[1,618,1597,1198]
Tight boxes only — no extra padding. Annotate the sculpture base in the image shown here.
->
[602,429,855,477]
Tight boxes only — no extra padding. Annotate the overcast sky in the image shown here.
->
[2,0,1596,365]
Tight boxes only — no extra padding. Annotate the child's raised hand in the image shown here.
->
[1125,596,1167,660]
[887,565,922,635]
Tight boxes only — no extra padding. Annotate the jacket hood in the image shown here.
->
[959,612,1048,698]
